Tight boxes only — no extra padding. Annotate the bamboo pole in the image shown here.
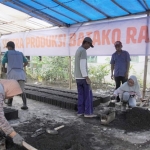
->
[68,56,72,89]
[142,13,149,98]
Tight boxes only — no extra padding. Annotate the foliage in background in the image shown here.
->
[26,56,110,86]
[89,64,110,84]
[26,56,148,89]
[26,56,69,82]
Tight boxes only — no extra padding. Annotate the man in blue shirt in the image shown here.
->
[110,41,131,102]
[2,41,28,110]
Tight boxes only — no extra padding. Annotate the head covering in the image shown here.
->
[114,41,122,46]
[120,75,140,93]
[83,37,94,48]
[0,79,22,98]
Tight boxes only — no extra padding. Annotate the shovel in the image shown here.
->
[139,98,149,107]
[31,128,45,138]
[46,125,64,135]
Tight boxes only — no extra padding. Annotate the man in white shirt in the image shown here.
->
[74,37,96,118]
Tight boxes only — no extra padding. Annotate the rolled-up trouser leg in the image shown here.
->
[128,97,136,107]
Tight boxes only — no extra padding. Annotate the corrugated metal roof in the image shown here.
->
[0,0,150,35]
[0,3,53,35]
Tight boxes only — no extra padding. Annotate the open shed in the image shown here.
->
[0,0,150,96]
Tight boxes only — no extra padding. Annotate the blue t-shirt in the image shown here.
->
[2,50,28,65]
[2,50,28,81]
[110,50,131,77]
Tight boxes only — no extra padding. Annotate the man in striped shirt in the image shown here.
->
[74,37,96,118]
[0,80,25,147]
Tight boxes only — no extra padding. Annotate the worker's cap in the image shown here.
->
[83,37,94,48]
[6,41,15,48]
[114,41,122,46]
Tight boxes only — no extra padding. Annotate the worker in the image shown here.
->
[0,79,24,147]
[2,41,28,110]
[110,41,131,102]
[74,37,97,118]
[114,75,143,110]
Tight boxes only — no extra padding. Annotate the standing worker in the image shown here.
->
[0,79,25,147]
[2,41,28,110]
[74,37,96,118]
[110,41,131,102]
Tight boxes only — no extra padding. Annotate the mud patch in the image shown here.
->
[6,119,94,150]
[109,107,150,132]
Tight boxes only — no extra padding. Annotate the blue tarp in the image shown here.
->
[0,0,149,26]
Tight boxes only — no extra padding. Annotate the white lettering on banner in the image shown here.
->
[0,17,150,56]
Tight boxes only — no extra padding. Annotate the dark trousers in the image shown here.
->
[76,79,93,115]
[115,76,127,101]
[115,76,127,89]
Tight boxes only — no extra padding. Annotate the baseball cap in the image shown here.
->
[6,41,15,48]
[83,37,94,48]
[114,41,122,46]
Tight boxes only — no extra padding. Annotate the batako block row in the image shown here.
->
[25,83,110,102]
[24,84,110,110]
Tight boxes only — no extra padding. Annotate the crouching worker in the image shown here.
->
[114,75,143,110]
[0,79,24,146]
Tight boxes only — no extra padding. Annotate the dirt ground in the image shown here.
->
[4,96,150,150]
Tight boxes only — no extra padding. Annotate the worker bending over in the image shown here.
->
[0,79,24,146]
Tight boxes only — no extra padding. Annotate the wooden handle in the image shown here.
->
[140,101,147,107]
[23,141,38,150]
[54,125,64,131]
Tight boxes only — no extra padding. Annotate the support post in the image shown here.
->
[68,56,72,89]
[143,56,148,98]
[0,34,1,78]
[143,13,149,98]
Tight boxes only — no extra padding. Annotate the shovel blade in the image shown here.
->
[46,128,58,135]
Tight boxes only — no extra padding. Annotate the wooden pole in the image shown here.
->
[143,13,149,98]
[143,56,148,98]
[68,56,72,89]
[0,34,1,78]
